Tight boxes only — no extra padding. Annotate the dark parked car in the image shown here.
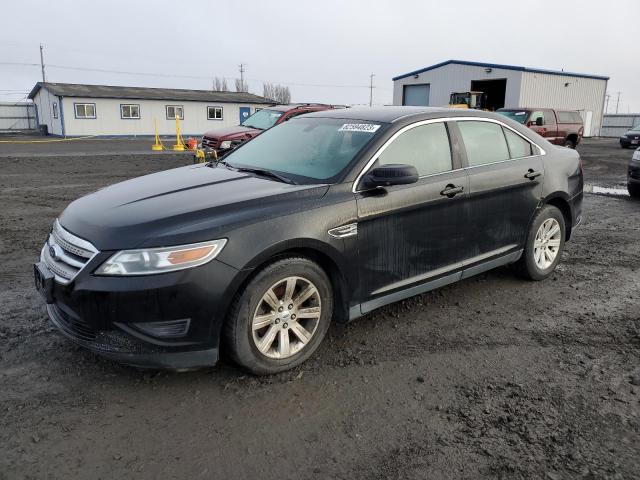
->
[620,124,640,149]
[629,148,640,198]
[497,108,584,148]
[34,107,583,374]
[201,103,336,154]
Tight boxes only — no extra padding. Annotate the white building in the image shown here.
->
[28,82,274,137]
[392,60,609,136]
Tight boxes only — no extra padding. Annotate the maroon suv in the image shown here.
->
[497,108,584,148]
[201,104,336,153]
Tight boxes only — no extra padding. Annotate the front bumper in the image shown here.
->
[621,138,640,148]
[628,160,640,184]
[38,256,242,369]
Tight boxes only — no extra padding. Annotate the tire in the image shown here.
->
[563,138,576,149]
[629,182,640,199]
[514,205,566,281]
[224,257,333,375]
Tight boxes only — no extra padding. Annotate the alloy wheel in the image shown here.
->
[533,218,561,270]
[251,276,322,359]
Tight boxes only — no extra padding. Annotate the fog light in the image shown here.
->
[133,319,191,338]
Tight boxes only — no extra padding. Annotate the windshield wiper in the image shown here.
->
[234,167,297,185]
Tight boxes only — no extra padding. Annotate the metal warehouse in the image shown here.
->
[28,83,274,137]
[392,60,609,136]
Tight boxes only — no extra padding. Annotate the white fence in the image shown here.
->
[0,102,37,132]
[601,114,640,138]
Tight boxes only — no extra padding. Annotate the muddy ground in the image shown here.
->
[0,139,638,479]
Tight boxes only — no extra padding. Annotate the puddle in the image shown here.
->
[583,185,629,197]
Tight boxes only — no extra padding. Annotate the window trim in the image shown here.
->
[52,102,58,119]
[120,104,141,120]
[74,102,97,119]
[165,105,184,120]
[352,117,545,193]
[207,105,223,120]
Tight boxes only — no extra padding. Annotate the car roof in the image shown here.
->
[265,104,333,112]
[302,106,503,123]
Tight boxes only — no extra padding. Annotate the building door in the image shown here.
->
[582,111,593,137]
[239,107,251,124]
[402,84,430,106]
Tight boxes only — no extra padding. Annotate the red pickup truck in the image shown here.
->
[201,103,336,154]
[497,108,584,148]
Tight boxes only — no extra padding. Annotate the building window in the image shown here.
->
[52,102,58,119]
[74,103,96,119]
[166,105,184,120]
[207,106,223,120]
[121,104,140,119]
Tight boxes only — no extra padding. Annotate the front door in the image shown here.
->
[455,119,544,264]
[355,121,469,311]
[239,107,251,124]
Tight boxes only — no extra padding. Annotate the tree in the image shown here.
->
[235,78,249,93]
[212,77,228,92]
[262,83,291,104]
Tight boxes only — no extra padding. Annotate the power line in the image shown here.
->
[0,60,390,90]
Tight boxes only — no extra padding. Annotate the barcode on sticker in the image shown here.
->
[339,123,381,133]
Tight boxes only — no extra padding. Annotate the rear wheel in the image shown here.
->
[629,182,640,199]
[563,138,576,149]
[224,257,333,375]
[514,205,566,281]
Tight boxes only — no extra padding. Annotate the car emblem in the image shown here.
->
[49,244,60,261]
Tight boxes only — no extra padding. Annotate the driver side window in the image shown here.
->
[377,122,452,176]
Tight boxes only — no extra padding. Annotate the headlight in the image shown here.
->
[95,239,227,276]
[219,140,232,149]
[621,134,628,138]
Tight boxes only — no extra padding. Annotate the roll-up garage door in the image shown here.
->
[403,84,430,106]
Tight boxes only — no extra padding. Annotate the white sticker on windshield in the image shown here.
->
[516,111,526,115]
[339,123,381,133]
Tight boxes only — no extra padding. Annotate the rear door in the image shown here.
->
[355,120,468,309]
[543,110,560,144]
[455,119,544,265]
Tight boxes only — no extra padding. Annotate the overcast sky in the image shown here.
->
[1,0,637,112]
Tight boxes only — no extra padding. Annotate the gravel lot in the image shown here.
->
[0,138,638,479]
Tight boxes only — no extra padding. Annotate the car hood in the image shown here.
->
[624,130,640,137]
[59,164,329,251]
[202,125,261,140]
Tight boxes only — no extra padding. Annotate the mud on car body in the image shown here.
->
[35,107,583,374]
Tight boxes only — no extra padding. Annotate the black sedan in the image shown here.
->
[34,107,583,374]
[620,124,640,148]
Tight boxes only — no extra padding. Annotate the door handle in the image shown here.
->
[524,169,542,180]
[440,184,464,198]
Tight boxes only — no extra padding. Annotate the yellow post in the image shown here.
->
[172,114,185,151]
[151,119,164,151]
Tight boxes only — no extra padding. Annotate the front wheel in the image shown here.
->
[563,138,576,149]
[514,205,566,281]
[224,257,333,375]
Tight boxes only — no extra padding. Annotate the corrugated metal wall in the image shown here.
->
[600,114,640,137]
[0,102,37,131]
[393,64,523,108]
[519,72,607,137]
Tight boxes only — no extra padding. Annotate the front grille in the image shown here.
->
[48,304,97,341]
[629,166,640,180]
[201,136,220,149]
[41,219,98,284]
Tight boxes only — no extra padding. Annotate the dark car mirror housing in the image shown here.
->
[361,164,419,189]
[535,117,544,126]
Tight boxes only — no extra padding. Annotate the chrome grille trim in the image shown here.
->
[41,220,99,284]
[328,223,358,239]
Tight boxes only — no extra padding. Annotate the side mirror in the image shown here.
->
[362,164,419,189]
[535,117,544,126]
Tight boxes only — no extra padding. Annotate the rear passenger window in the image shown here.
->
[544,111,556,125]
[557,111,580,123]
[503,128,533,158]
[378,122,452,176]
[457,121,510,167]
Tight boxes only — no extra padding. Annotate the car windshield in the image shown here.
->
[631,124,640,131]
[223,117,382,183]
[242,109,284,130]
[497,110,529,124]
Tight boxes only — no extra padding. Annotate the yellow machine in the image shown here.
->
[448,91,487,109]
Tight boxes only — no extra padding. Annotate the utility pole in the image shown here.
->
[239,63,245,91]
[369,73,375,107]
[615,92,621,114]
[39,44,46,82]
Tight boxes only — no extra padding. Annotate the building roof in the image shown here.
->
[392,60,610,82]
[28,82,274,104]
